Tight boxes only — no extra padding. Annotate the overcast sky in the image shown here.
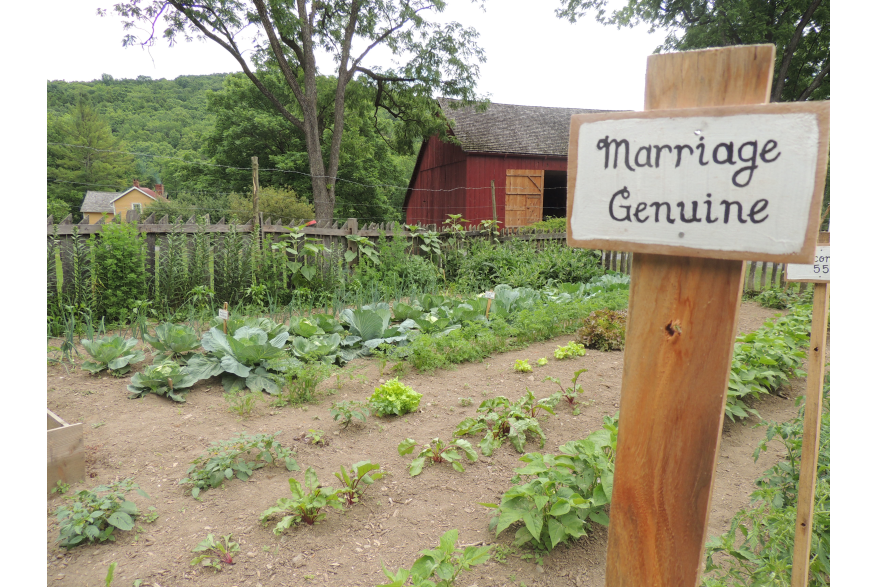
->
[47,0,667,111]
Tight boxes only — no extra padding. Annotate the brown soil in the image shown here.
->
[46,301,817,587]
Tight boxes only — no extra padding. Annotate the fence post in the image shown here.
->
[345,218,358,272]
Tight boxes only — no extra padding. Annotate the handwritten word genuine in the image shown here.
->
[596,136,781,188]
[595,133,782,226]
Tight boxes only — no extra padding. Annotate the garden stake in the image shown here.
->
[785,231,830,587]
[565,45,829,587]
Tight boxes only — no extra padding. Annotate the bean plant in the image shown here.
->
[482,415,618,553]
[180,432,299,498]
[55,479,150,549]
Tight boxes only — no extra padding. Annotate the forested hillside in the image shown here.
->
[47,73,416,222]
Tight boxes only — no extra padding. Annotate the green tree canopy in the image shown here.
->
[47,99,136,220]
[556,0,829,102]
[106,0,488,222]
[179,71,414,221]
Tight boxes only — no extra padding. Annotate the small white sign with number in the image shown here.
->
[785,246,829,282]
[218,309,230,320]
[483,291,496,300]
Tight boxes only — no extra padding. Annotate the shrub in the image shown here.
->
[451,239,604,292]
[369,378,422,416]
[91,221,147,323]
[576,309,627,351]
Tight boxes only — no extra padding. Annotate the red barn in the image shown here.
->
[403,100,608,228]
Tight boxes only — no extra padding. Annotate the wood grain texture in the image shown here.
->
[567,101,831,263]
[790,233,830,587]
[47,409,84,494]
[604,45,773,587]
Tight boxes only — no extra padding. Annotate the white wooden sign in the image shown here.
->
[483,291,496,300]
[786,245,830,282]
[218,309,230,320]
[567,102,829,263]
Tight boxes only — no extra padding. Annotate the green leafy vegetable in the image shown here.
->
[55,479,150,549]
[190,533,240,572]
[260,468,343,532]
[143,322,201,361]
[187,326,292,394]
[576,309,627,351]
[378,529,493,587]
[81,335,146,375]
[179,432,298,498]
[127,359,200,402]
[369,378,422,417]
[398,437,478,476]
[335,461,384,507]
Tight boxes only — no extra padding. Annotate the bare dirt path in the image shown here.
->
[46,301,814,587]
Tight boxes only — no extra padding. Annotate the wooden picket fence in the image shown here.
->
[598,249,812,293]
[47,212,806,293]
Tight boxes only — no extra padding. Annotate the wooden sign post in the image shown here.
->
[785,231,829,587]
[219,302,230,333]
[566,45,829,587]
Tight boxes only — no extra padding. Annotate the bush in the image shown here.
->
[576,309,627,351]
[91,221,148,323]
[369,378,422,416]
[450,239,604,293]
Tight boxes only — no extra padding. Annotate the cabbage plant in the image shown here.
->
[210,316,288,339]
[127,360,199,402]
[186,327,296,394]
[339,307,410,355]
[81,335,146,375]
[143,323,200,362]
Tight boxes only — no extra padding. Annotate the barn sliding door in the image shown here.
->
[505,169,544,228]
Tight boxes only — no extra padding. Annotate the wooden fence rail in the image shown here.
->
[47,213,807,294]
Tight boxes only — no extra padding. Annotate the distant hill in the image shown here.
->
[47,73,229,195]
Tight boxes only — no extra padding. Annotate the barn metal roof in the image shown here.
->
[439,98,614,157]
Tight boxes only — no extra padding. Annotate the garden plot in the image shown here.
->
[46,302,810,587]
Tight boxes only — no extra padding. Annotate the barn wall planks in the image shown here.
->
[403,133,571,227]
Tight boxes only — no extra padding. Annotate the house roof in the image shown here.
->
[109,186,165,204]
[80,191,120,213]
[438,98,614,157]
[80,186,168,213]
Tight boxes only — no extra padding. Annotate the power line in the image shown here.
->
[46,142,567,197]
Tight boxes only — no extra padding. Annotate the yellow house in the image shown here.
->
[79,180,168,224]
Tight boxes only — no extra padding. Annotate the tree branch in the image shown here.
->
[797,57,829,101]
[252,0,307,105]
[166,1,305,132]
[771,0,823,101]
[354,66,416,84]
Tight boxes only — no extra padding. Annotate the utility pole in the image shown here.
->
[252,156,260,222]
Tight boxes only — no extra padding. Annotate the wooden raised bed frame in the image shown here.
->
[47,408,84,494]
